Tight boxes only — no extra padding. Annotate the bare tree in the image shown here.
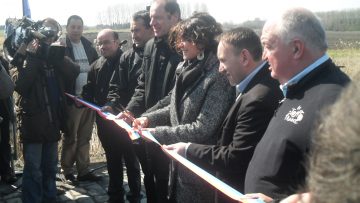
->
[96,2,210,27]
[96,2,148,27]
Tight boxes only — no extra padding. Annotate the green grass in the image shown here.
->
[328,48,360,77]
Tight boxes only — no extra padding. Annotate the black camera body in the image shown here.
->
[3,17,64,66]
[39,43,65,67]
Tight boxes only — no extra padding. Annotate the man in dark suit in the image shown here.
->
[244,8,350,202]
[117,1,182,202]
[164,27,283,203]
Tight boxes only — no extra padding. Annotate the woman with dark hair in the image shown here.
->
[133,12,234,202]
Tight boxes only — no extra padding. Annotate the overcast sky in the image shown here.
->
[2,0,360,26]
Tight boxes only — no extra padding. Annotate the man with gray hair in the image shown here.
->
[244,7,350,201]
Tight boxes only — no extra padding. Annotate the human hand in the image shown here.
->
[280,193,311,203]
[115,110,135,124]
[58,35,66,46]
[163,142,189,157]
[101,105,115,114]
[74,97,84,108]
[142,128,155,132]
[26,39,40,54]
[133,117,149,129]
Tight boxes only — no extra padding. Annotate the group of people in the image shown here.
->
[0,0,358,203]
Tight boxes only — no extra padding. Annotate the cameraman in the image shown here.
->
[12,17,80,203]
[0,54,16,185]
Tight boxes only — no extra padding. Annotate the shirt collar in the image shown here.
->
[280,54,329,97]
[236,61,267,93]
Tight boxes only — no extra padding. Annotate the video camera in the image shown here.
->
[3,17,64,66]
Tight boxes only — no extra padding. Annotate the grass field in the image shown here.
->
[328,49,360,77]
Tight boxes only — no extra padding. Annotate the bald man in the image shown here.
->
[82,29,141,203]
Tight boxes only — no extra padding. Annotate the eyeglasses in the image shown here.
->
[96,40,115,47]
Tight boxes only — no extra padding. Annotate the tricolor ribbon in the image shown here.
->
[65,93,264,203]
[64,93,140,140]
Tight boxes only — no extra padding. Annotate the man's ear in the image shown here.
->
[240,49,251,65]
[292,39,304,59]
[170,12,180,24]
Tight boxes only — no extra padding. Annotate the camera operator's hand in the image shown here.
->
[58,36,66,47]
[26,39,40,55]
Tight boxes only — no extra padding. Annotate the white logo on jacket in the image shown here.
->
[284,106,304,124]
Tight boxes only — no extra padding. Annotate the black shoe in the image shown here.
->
[77,172,102,182]
[108,196,125,203]
[2,173,17,184]
[64,174,76,182]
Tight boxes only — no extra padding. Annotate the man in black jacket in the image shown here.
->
[105,10,154,112]
[164,27,283,203]
[0,55,17,184]
[60,15,99,182]
[82,28,141,203]
[102,11,154,202]
[117,1,182,202]
[244,8,350,202]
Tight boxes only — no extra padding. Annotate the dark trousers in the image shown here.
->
[133,140,171,203]
[22,142,58,203]
[0,113,12,178]
[96,116,141,203]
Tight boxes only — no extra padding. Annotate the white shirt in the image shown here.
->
[72,41,91,95]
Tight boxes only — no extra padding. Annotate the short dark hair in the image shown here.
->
[112,31,119,40]
[66,15,83,27]
[42,17,60,33]
[164,0,181,19]
[132,10,151,29]
[218,27,263,61]
[42,17,61,40]
[169,12,222,53]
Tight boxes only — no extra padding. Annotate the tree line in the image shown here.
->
[94,3,360,31]
[227,9,360,31]
[1,7,359,31]
[95,2,208,29]
[317,8,360,31]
